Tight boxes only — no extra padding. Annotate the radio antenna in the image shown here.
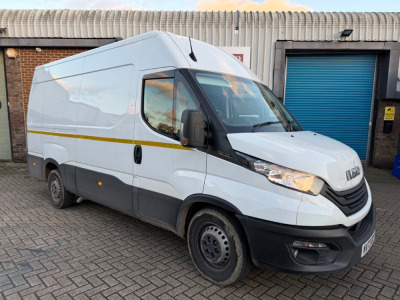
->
[188,37,197,62]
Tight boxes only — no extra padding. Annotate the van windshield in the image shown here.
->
[192,70,302,133]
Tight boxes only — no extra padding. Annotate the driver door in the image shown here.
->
[133,69,207,229]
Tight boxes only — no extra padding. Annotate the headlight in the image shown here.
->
[236,152,324,195]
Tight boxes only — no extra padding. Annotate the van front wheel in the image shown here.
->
[187,208,251,285]
[47,170,75,209]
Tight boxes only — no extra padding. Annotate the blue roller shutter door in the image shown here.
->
[284,54,375,161]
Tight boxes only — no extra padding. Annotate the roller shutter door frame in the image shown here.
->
[0,50,12,161]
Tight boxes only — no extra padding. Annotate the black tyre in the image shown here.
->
[187,207,251,285]
[47,169,75,209]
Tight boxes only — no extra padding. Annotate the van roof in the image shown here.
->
[35,30,259,82]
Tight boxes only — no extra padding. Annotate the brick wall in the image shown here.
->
[373,100,400,169]
[4,47,90,162]
[5,52,25,162]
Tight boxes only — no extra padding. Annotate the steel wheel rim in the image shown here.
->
[200,224,231,266]
[50,177,62,202]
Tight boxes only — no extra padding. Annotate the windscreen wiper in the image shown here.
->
[286,120,294,132]
[252,121,281,132]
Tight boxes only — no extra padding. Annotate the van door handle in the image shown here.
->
[0,101,2,109]
[134,145,142,164]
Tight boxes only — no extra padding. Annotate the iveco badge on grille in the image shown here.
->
[346,166,361,181]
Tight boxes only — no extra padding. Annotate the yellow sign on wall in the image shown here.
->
[384,107,395,121]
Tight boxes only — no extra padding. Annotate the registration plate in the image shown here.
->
[361,231,375,257]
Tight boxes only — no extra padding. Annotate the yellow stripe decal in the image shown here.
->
[76,135,133,144]
[134,140,193,151]
[28,130,76,139]
[27,130,192,150]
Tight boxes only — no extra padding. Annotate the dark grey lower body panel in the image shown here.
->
[62,164,78,195]
[76,167,136,217]
[27,154,183,231]
[72,167,183,230]
[138,188,182,230]
[27,154,45,179]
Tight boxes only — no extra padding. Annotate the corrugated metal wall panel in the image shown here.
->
[0,9,396,163]
[284,54,376,160]
[0,10,399,86]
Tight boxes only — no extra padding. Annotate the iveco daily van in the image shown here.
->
[27,31,376,285]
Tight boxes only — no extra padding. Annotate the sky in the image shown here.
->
[1,0,399,12]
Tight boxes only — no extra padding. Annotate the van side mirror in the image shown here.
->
[180,109,205,148]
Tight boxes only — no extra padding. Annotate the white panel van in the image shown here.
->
[27,31,376,285]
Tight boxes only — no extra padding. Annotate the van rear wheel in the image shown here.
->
[47,170,75,209]
[187,208,251,285]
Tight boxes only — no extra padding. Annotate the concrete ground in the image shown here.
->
[0,163,399,300]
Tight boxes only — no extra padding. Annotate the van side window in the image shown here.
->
[174,77,201,140]
[143,78,175,137]
[143,73,203,140]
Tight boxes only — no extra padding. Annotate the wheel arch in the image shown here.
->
[44,158,60,180]
[176,194,243,238]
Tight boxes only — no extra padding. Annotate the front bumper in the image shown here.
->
[237,203,376,273]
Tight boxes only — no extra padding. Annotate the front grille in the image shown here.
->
[321,178,369,216]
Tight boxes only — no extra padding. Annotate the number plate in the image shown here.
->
[361,231,375,257]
